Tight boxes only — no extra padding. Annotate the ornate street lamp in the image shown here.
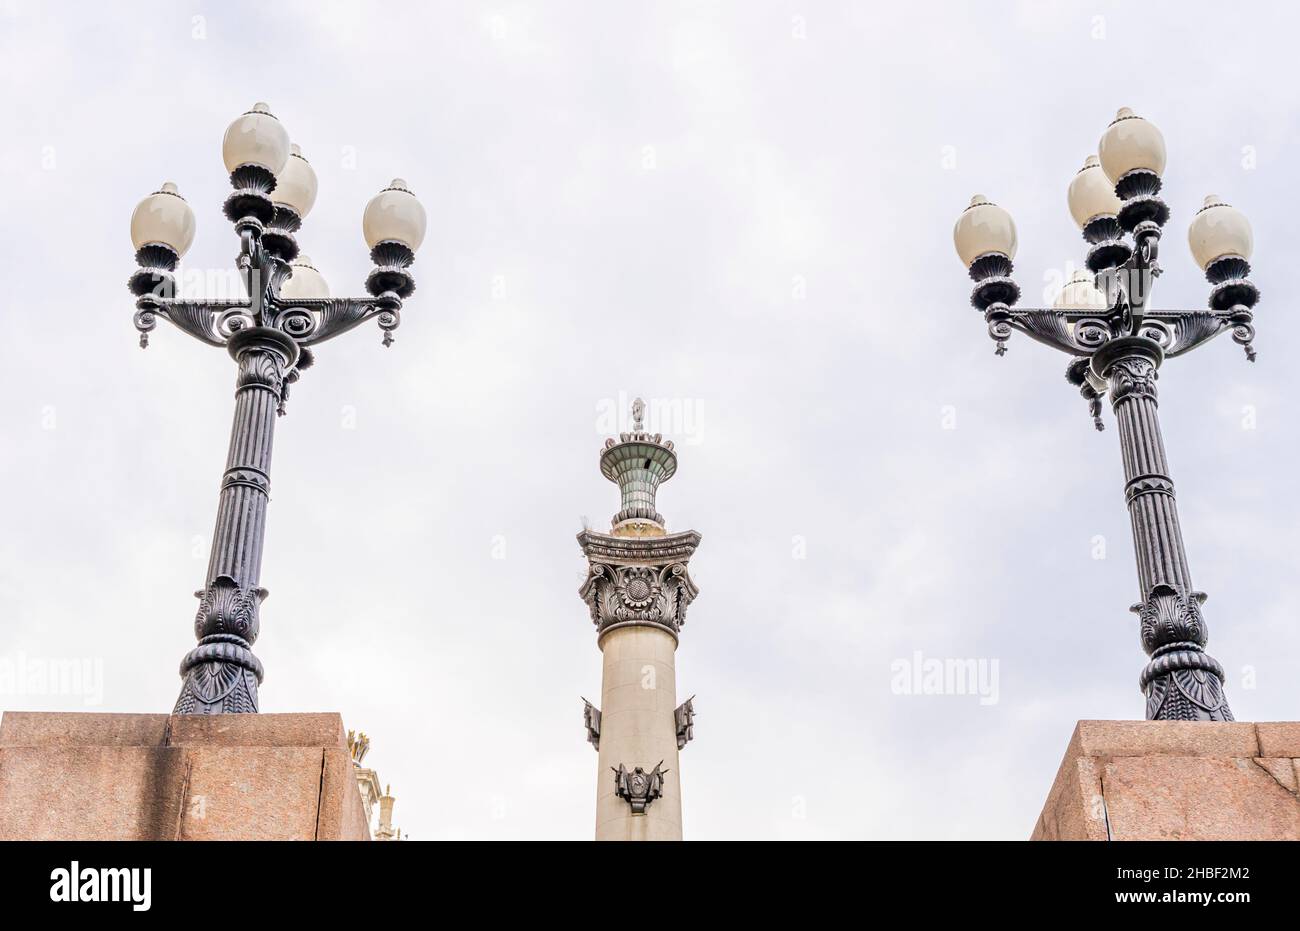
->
[128,103,427,714]
[954,108,1259,722]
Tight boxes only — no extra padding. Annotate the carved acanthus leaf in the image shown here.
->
[155,301,242,346]
[1014,310,1084,355]
[1167,311,1225,357]
[294,298,382,346]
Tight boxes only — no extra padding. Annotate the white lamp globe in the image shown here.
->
[362,179,427,251]
[281,255,330,300]
[1188,195,1253,270]
[1053,269,1109,310]
[1067,155,1123,228]
[1098,107,1166,184]
[274,144,318,218]
[130,182,196,256]
[953,194,1017,267]
[222,102,291,175]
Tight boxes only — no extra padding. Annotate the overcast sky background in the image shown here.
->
[2,1,1297,839]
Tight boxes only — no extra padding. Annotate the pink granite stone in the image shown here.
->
[1256,722,1300,758]
[1033,720,1300,841]
[0,711,370,841]
[317,747,372,841]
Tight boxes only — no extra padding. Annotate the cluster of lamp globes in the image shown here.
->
[127,103,427,301]
[953,107,1254,311]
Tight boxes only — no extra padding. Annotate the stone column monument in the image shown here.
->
[578,399,700,841]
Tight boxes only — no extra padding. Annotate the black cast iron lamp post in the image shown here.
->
[954,107,1259,722]
[128,102,427,714]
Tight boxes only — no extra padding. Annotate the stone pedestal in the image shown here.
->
[1032,720,1300,840]
[0,712,371,840]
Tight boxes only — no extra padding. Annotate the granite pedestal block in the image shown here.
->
[1033,720,1300,840]
[0,712,371,840]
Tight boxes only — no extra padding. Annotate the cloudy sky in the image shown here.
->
[2,1,1297,839]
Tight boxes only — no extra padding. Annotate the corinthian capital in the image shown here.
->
[577,530,701,640]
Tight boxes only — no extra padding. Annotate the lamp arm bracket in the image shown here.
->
[1001,307,1238,361]
[1151,310,1231,358]
[134,294,403,350]
[134,298,253,347]
[1002,309,1089,356]
[269,296,399,346]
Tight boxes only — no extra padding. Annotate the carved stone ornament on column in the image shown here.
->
[674,696,696,750]
[582,697,601,750]
[578,400,702,643]
[578,535,701,641]
[347,729,371,766]
[613,762,667,814]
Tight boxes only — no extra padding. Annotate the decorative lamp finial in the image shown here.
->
[598,395,677,533]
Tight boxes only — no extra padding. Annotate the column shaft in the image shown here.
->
[594,626,683,841]
[174,327,298,715]
[1099,337,1233,721]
